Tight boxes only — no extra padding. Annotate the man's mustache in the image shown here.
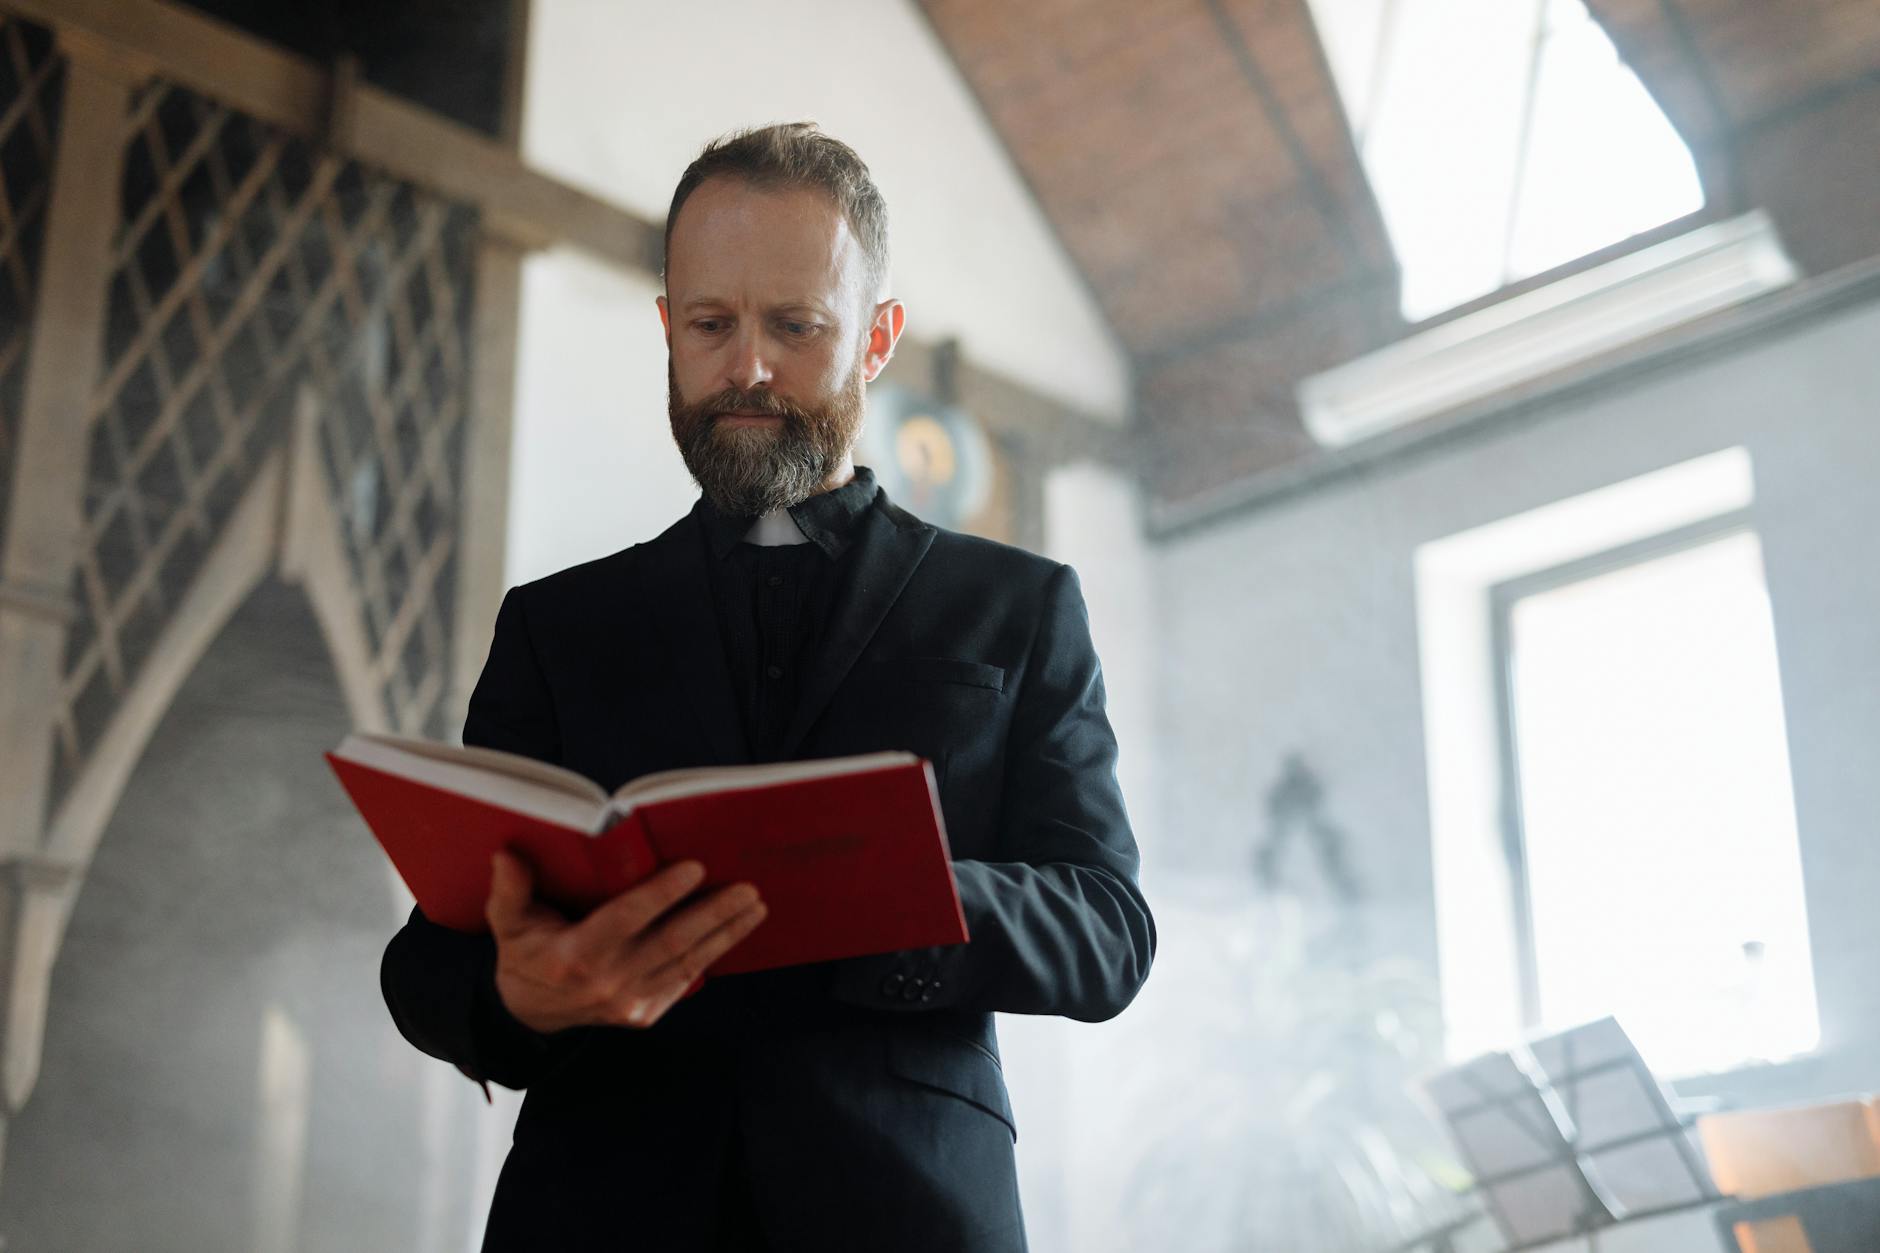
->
[693,388,812,423]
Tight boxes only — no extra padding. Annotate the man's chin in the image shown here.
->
[704,435,792,481]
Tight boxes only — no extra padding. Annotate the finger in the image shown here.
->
[571,860,708,953]
[639,903,770,1030]
[485,850,535,938]
[633,884,761,973]
[622,969,711,1030]
[645,899,768,988]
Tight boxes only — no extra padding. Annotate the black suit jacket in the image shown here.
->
[381,488,1155,1252]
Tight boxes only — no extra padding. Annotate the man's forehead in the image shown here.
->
[666,178,864,298]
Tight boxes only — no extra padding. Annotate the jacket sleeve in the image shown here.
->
[379,588,559,1091]
[829,563,1156,1021]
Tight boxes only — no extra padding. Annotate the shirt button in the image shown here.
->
[766,664,783,679]
[766,575,783,587]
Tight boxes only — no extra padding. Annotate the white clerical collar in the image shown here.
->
[742,508,812,547]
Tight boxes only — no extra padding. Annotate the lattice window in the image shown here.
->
[0,15,61,555]
[52,76,476,809]
[304,176,475,742]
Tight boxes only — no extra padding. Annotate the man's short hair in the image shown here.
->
[664,122,890,302]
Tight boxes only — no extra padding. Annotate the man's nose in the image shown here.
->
[725,326,774,392]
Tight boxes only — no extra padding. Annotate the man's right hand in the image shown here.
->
[485,851,767,1034]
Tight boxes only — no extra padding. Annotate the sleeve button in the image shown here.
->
[880,973,905,998]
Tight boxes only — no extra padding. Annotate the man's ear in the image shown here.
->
[861,298,906,383]
[656,294,671,346]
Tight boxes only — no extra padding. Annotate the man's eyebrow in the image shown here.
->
[678,296,835,316]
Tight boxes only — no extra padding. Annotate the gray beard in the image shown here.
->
[668,362,864,517]
[681,421,832,517]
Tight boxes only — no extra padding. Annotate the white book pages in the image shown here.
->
[604,751,918,817]
[334,733,609,832]
[334,735,922,835]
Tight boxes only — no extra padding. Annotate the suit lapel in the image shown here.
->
[779,499,934,759]
[642,504,752,766]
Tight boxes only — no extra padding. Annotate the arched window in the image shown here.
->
[1309,0,1706,321]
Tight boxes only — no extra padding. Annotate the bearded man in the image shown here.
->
[380,123,1155,1253]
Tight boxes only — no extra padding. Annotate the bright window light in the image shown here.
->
[1307,0,1706,321]
[1504,531,1819,1076]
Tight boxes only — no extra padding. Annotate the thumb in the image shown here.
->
[485,849,534,937]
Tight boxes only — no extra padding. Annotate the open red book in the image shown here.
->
[325,735,969,976]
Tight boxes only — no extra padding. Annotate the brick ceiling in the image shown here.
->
[1593,0,1880,128]
[917,0,1399,362]
[1586,0,1880,274]
[920,0,1880,511]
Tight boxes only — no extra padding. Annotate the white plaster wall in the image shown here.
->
[522,0,1127,408]
[1154,292,1880,1109]
[505,254,697,585]
[507,0,1132,582]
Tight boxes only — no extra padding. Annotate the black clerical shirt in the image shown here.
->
[695,467,880,762]
[694,467,884,1247]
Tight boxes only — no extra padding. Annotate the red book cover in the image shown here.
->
[325,737,969,976]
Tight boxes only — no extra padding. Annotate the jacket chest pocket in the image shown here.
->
[849,658,1005,752]
[882,657,1006,692]
[820,658,1009,856]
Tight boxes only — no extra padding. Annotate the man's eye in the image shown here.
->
[779,320,817,337]
[694,319,728,334]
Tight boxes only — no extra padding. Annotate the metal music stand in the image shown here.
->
[1525,1017,1718,1225]
[1424,1017,1718,1250]
[1426,1049,1614,1248]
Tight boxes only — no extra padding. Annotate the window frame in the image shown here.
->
[1486,507,1757,1033]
